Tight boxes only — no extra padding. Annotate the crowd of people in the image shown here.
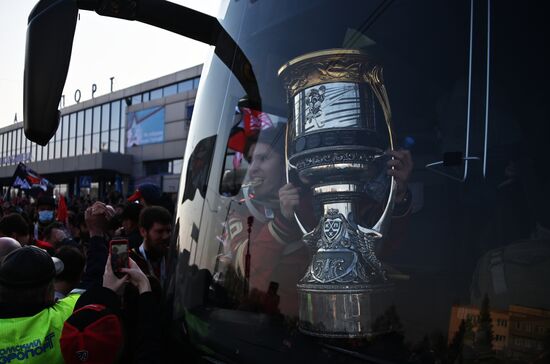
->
[0,183,175,364]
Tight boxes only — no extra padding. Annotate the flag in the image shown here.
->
[56,195,68,222]
[11,163,54,198]
[227,107,274,153]
[241,107,273,133]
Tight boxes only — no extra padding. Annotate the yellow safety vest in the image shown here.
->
[0,294,79,364]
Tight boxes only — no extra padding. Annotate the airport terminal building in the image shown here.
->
[0,65,201,199]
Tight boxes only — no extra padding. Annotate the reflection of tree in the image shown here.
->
[217,264,282,316]
[373,305,403,333]
[366,305,409,362]
[449,319,466,364]
[474,294,495,362]
[541,329,550,362]
[448,296,499,363]
[407,331,447,364]
[219,264,245,307]
[431,331,448,363]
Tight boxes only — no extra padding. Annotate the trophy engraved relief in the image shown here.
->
[278,49,397,338]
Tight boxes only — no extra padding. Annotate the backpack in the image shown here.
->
[470,238,550,310]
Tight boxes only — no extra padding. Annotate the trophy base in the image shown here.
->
[297,282,395,338]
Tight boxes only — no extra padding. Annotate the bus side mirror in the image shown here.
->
[24,0,78,146]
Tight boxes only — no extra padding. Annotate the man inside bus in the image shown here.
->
[226,123,413,316]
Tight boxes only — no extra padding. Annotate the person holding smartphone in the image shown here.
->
[60,256,164,364]
[110,239,129,278]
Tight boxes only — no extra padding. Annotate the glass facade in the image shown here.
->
[143,158,184,176]
[0,76,199,167]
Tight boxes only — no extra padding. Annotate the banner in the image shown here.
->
[126,106,165,147]
[79,176,92,188]
[11,163,54,197]
[1,152,32,166]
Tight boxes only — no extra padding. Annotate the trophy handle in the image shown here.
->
[358,66,397,237]
[285,123,314,235]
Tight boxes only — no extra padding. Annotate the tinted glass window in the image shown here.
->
[93,106,101,133]
[170,1,550,363]
[48,139,55,159]
[62,115,69,140]
[92,133,99,154]
[83,134,91,155]
[110,129,120,153]
[85,108,92,135]
[178,79,193,93]
[111,101,120,129]
[69,113,77,139]
[150,88,163,100]
[131,94,142,105]
[163,84,177,97]
[101,104,110,132]
[76,111,84,137]
[55,141,61,158]
[100,131,109,151]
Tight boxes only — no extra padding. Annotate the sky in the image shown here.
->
[0,0,225,129]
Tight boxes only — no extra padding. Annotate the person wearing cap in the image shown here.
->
[60,256,164,364]
[0,245,80,364]
[128,183,162,207]
[116,202,143,250]
[128,183,175,214]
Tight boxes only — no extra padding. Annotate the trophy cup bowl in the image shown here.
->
[278,49,398,338]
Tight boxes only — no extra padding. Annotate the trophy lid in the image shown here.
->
[277,48,377,96]
[277,48,366,76]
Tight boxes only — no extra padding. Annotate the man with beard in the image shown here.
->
[130,206,172,284]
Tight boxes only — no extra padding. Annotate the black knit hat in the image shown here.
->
[0,246,63,287]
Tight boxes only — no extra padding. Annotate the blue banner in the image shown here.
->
[126,106,165,147]
[79,176,92,188]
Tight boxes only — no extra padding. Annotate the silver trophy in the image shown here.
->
[278,49,398,338]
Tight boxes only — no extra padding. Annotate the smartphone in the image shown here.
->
[109,239,129,277]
